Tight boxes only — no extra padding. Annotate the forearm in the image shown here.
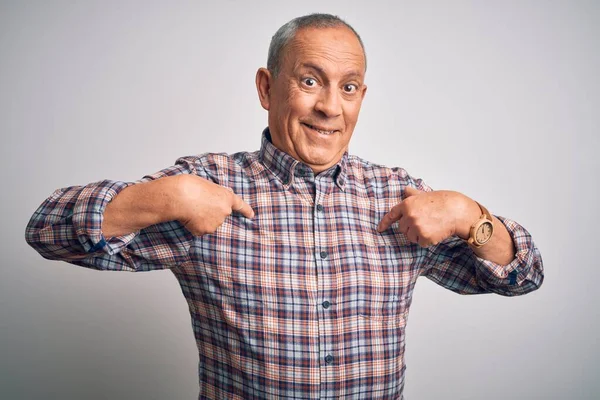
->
[470,216,515,264]
[425,198,542,296]
[454,195,515,265]
[102,175,182,238]
[26,159,201,269]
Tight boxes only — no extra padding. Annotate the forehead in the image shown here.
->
[283,26,366,76]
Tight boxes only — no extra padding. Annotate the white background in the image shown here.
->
[1,1,598,399]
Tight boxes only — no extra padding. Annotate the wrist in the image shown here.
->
[454,194,481,240]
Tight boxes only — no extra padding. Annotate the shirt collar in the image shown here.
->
[259,127,347,191]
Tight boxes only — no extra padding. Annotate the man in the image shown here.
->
[26,13,543,399]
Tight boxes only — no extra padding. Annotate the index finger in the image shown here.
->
[377,203,403,232]
[231,193,255,219]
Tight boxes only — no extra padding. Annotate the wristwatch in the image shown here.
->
[467,202,494,248]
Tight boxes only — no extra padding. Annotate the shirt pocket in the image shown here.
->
[348,230,418,327]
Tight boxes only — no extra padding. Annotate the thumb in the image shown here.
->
[231,193,255,219]
[403,186,422,199]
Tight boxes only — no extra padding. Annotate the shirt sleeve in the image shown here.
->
[403,173,544,297]
[25,156,205,272]
[422,216,544,296]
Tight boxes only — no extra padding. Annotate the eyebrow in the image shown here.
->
[299,62,363,81]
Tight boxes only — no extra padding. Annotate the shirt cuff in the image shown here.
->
[71,180,137,255]
[474,215,535,286]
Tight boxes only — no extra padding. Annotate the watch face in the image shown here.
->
[476,221,493,244]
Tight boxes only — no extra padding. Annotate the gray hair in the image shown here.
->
[267,13,367,77]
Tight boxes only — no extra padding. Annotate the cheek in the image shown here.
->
[344,101,363,124]
[270,85,295,116]
[288,90,316,115]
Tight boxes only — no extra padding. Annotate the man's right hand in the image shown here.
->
[174,174,254,236]
[103,174,254,238]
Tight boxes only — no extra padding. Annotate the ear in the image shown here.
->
[255,68,272,111]
[360,84,368,101]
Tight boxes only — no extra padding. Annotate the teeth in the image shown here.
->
[306,124,335,135]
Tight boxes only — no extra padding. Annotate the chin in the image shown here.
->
[301,154,337,170]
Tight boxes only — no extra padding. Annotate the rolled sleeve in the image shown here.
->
[423,216,544,297]
[70,180,137,255]
[474,216,544,294]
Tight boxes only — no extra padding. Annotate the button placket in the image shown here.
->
[313,177,336,394]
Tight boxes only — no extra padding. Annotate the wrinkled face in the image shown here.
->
[257,26,367,173]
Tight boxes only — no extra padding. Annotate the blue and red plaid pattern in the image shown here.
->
[26,129,543,399]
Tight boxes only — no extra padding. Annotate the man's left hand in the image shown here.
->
[377,187,480,247]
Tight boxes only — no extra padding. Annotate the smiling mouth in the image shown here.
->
[302,123,338,135]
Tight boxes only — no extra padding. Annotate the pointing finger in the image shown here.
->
[377,203,403,232]
[231,193,255,219]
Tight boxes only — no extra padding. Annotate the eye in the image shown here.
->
[302,77,317,87]
[343,84,358,93]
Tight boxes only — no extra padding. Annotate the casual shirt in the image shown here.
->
[26,129,544,399]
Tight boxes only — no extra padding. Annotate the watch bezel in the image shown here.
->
[467,204,494,248]
[474,220,494,246]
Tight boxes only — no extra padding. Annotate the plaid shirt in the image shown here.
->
[26,129,543,399]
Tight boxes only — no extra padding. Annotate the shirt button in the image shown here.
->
[316,204,324,212]
[322,301,331,309]
[320,251,328,259]
[325,354,334,364]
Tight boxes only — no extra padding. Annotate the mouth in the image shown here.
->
[301,122,339,136]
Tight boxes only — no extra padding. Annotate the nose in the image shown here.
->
[314,87,342,118]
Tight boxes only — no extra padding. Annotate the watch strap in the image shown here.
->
[476,202,493,222]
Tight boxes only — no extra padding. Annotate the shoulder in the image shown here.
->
[346,154,431,191]
[173,150,263,184]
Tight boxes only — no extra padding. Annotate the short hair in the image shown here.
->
[267,13,367,77]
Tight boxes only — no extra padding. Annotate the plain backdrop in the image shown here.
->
[1,1,598,399]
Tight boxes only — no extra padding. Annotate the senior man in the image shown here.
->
[26,13,543,399]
